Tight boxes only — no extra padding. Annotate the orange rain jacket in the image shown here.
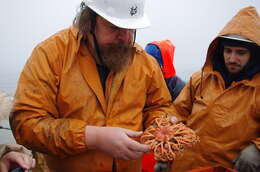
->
[10,26,173,172]
[170,6,260,172]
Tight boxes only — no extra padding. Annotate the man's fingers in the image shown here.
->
[125,129,143,138]
[31,158,36,168]
[123,128,150,153]
[12,153,34,170]
[14,155,29,169]
[24,157,35,169]
[0,162,8,172]
[127,138,150,153]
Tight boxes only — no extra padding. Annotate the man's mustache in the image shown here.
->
[227,63,241,67]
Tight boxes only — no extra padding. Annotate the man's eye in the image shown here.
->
[224,49,231,53]
[110,26,118,31]
[237,51,247,55]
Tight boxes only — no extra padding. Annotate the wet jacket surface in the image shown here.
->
[10,26,172,172]
[171,6,260,172]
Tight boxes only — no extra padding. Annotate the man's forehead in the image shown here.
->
[97,16,117,27]
[224,46,249,51]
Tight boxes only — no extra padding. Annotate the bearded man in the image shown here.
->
[9,0,173,172]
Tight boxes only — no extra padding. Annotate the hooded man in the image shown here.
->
[9,0,173,171]
[169,6,260,172]
[145,40,185,100]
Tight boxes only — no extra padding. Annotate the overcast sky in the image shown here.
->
[0,0,259,94]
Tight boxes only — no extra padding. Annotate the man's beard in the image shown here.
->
[99,41,133,73]
[225,62,246,80]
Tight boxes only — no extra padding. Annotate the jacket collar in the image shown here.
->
[78,40,107,113]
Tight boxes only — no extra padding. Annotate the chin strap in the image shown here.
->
[89,12,105,65]
[90,31,105,65]
[133,29,136,46]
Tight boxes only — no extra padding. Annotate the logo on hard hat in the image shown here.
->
[130,6,138,16]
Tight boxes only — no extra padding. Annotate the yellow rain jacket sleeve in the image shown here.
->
[10,29,87,158]
[170,6,260,172]
[10,26,172,171]
[170,71,201,123]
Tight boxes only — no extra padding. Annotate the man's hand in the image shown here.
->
[0,151,36,172]
[85,126,150,160]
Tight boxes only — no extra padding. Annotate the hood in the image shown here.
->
[145,40,176,78]
[203,6,260,86]
[219,6,260,45]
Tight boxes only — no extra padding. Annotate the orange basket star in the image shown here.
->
[141,115,199,162]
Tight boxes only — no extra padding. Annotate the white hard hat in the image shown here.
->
[83,0,151,29]
[219,34,254,43]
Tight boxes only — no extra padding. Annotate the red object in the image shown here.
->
[150,40,176,78]
[187,165,238,172]
[141,153,156,172]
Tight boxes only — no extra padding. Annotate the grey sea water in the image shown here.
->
[0,72,18,95]
[0,120,16,144]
